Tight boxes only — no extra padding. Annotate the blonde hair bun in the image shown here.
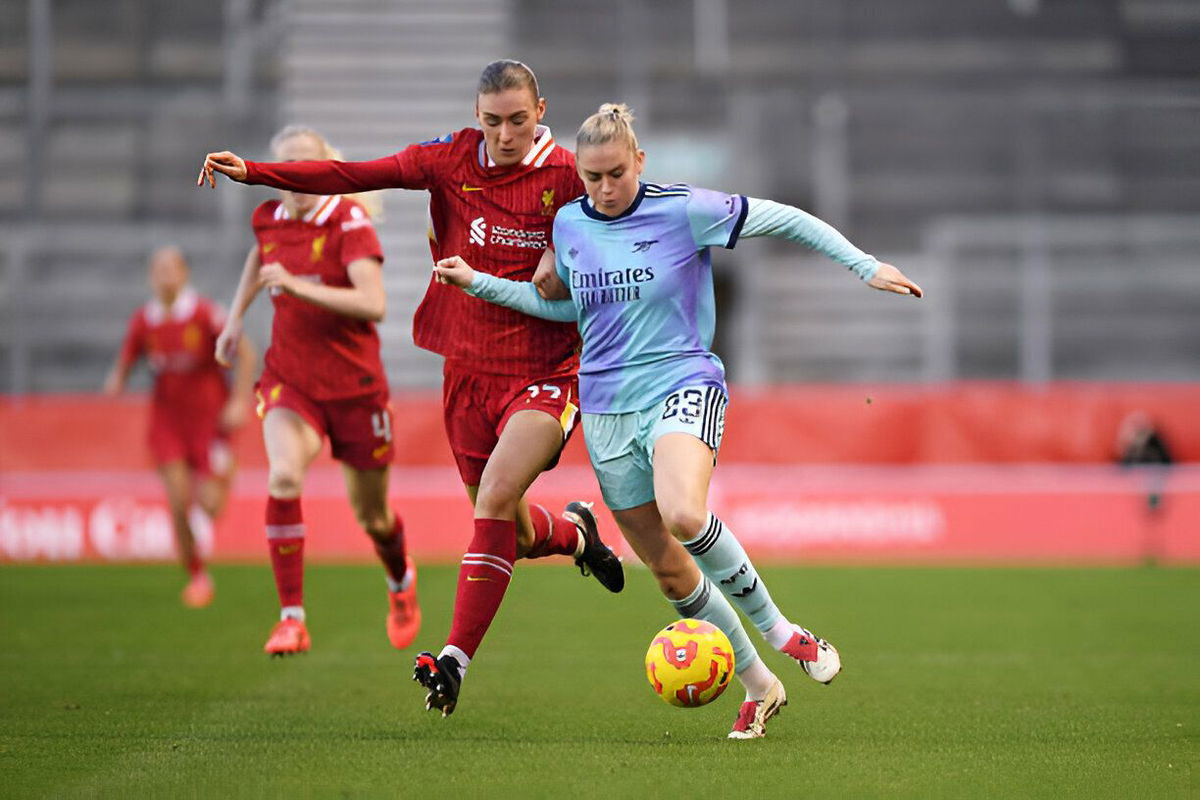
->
[577,103,639,152]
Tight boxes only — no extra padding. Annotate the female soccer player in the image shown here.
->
[198,61,623,707]
[213,125,419,656]
[434,103,924,738]
[104,245,255,607]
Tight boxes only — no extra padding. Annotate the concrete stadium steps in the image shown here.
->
[749,253,928,382]
[0,121,21,216]
[931,216,1200,380]
[280,0,510,389]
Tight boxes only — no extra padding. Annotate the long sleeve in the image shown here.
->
[243,153,423,194]
[741,197,879,281]
[465,272,578,323]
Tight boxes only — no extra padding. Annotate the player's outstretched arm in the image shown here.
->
[198,151,248,187]
[200,148,408,195]
[867,262,923,297]
[739,197,922,297]
[434,256,577,323]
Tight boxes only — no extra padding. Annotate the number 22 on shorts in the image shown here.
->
[525,383,563,400]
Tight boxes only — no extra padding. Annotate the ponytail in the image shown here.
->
[576,103,639,153]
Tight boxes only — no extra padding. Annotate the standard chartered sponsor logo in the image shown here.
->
[468,217,546,249]
[490,224,546,249]
[470,217,487,246]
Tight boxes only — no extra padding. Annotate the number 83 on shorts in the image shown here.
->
[658,385,727,453]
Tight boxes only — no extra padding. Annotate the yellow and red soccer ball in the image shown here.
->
[644,619,735,707]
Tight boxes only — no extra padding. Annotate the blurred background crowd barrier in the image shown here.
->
[1,0,1198,563]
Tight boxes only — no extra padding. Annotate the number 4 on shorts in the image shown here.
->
[371,411,392,442]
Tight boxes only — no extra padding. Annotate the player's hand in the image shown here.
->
[533,249,570,300]
[197,151,248,187]
[101,371,123,396]
[258,262,297,294]
[433,256,476,289]
[867,262,923,298]
[219,396,249,431]
[215,320,243,368]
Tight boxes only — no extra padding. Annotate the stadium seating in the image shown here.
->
[2,0,1199,391]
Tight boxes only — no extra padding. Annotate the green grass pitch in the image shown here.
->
[2,563,1197,798]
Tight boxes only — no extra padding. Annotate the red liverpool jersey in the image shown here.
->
[118,288,230,423]
[243,126,584,377]
[252,195,388,400]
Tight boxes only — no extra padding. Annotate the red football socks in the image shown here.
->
[523,504,581,560]
[266,496,305,609]
[446,518,516,659]
[373,512,409,586]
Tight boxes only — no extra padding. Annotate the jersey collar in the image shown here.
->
[145,286,198,324]
[579,183,647,222]
[275,195,341,224]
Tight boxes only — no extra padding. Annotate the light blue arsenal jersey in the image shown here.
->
[465,181,879,414]
[551,182,747,413]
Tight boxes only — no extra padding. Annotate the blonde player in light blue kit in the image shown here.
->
[435,103,922,739]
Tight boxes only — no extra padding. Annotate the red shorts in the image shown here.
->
[256,369,394,471]
[148,412,231,478]
[442,363,580,485]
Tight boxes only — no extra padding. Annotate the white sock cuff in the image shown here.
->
[765,618,795,650]
[439,645,471,676]
[280,605,305,622]
[738,654,773,699]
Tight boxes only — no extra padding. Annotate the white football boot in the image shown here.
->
[781,626,842,684]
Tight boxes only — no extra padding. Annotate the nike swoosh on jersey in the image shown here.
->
[461,183,484,192]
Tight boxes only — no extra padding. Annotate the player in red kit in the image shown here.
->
[104,245,255,608]
[212,126,420,656]
[199,61,623,710]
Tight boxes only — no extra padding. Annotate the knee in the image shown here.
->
[642,553,696,600]
[659,505,708,542]
[358,510,394,541]
[199,496,224,519]
[474,477,521,520]
[267,465,304,499]
[196,485,225,519]
[653,572,693,600]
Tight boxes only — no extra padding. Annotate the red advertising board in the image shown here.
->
[3,387,1198,565]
